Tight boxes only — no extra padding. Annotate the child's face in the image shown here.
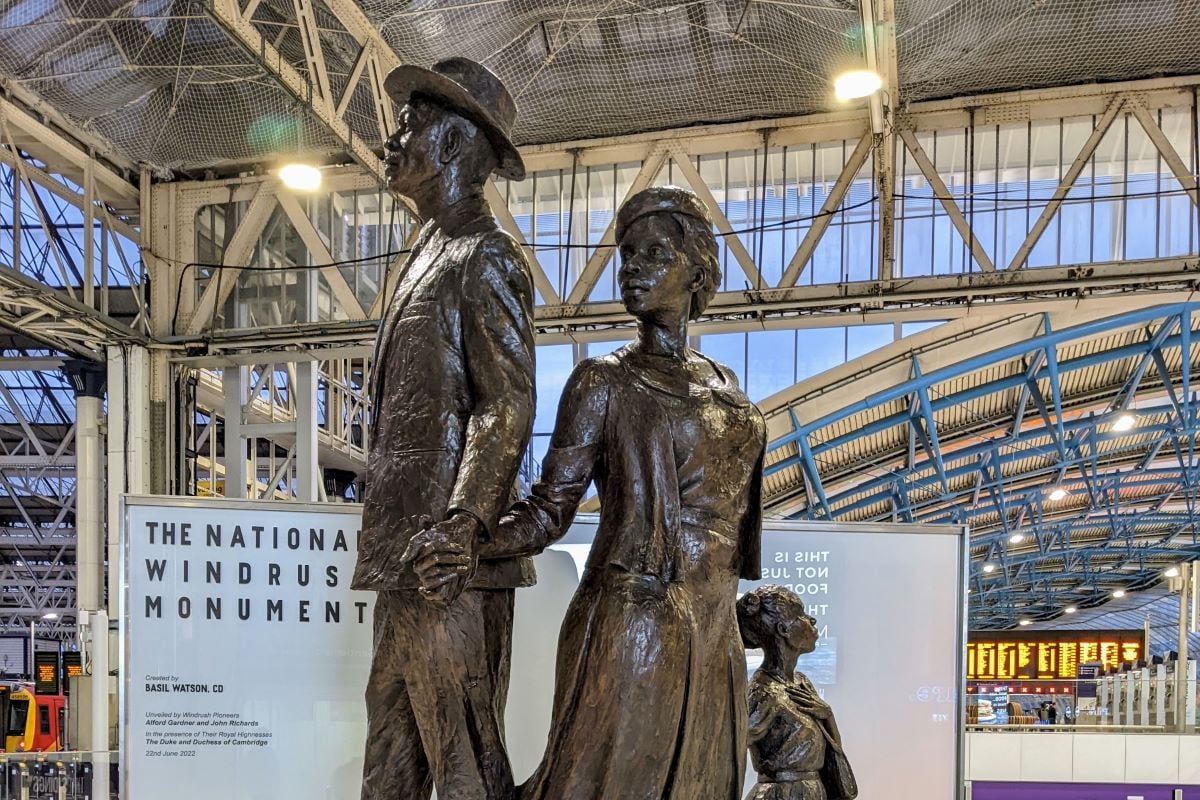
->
[783,599,819,655]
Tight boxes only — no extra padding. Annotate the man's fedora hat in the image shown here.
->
[384,57,526,182]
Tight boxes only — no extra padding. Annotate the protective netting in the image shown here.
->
[0,0,347,173]
[0,0,1197,173]
[898,0,1200,101]
[365,0,860,145]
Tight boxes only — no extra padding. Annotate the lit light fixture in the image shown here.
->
[1064,606,1077,614]
[1009,533,1024,545]
[1019,619,1033,626]
[1112,413,1137,432]
[1048,488,1068,501]
[1112,589,1126,598]
[1165,566,1181,578]
[834,70,883,102]
[279,163,322,192]
[982,563,996,574]
[41,613,58,620]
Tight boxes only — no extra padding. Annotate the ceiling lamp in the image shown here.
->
[1112,589,1126,599]
[1048,487,1068,501]
[1112,413,1137,432]
[1019,619,1033,627]
[1064,606,1077,614]
[1165,566,1181,578]
[1009,533,1024,545]
[834,70,883,102]
[279,163,322,192]
[982,563,996,574]
[41,612,58,620]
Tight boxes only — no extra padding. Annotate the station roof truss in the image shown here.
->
[0,360,79,638]
[0,1,1199,638]
[759,302,1200,630]
[0,1,1196,176]
[1030,582,1200,659]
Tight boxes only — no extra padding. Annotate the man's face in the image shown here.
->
[382,100,442,196]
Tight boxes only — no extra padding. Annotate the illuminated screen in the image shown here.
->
[34,651,59,695]
[62,651,82,694]
[966,632,1143,680]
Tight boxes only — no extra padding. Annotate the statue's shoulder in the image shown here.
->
[575,352,622,378]
[562,352,625,400]
[747,670,785,706]
[468,226,526,262]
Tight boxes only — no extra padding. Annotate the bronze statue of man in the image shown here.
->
[350,58,536,800]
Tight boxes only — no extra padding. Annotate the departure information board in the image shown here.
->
[967,631,1142,680]
[62,651,82,693]
[34,650,59,694]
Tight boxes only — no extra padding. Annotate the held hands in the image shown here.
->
[398,513,482,605]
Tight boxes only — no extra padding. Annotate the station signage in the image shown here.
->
[967,630,1143,680]
[34,650,59,695]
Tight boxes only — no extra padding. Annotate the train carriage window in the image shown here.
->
[6,698,28,736]
[39,704,50,735]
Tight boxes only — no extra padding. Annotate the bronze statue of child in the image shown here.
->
[737,585,858,800]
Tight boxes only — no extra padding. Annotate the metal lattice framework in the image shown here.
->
[0,359,79,638]
[759,302,1200,629]
[0,1,1196,173]
[1,0,1200,638]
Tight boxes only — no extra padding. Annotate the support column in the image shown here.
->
[295,360,319,502]
[91,608,110,800]
[106,345,151,622]
[63,360,106,613]
[223,366,247,498]
[1179,561,1192,733]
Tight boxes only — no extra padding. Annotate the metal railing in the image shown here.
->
[0,751,117,800]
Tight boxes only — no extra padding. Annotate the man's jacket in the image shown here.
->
[351,194,536,591]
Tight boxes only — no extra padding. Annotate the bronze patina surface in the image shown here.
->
[354,57,535,800]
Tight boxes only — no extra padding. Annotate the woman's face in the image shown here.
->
[617,215,699,323]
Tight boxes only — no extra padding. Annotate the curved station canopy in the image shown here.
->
[760,301,1200,629]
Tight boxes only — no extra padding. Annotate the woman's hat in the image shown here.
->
[384,57,526,181]
[616,186,713,243]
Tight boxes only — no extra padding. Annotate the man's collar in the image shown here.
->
[425,192,491,238]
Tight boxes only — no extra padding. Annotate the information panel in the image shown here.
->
[0,636,27,679]
[966,631,1143,680]
[123,497,372,800]
[34,650,59,695]
[62,650,82,695]
[124,500,965,800]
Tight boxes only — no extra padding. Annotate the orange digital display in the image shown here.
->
[967,631,1143,680]
[33,650,60,695]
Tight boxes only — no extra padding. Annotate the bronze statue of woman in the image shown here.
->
[737,585,857,800]
[464,185,767,798]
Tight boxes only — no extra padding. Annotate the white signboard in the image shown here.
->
[124,499,964,800]
[122,497,373,800]
[535,519,968,800]
[747,520,966,800]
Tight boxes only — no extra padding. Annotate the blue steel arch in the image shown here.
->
[761,302,1200,630]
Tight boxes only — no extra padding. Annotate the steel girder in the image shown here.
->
[762,302,1200,629]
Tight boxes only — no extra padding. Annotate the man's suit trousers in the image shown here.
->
[360,588,516,800]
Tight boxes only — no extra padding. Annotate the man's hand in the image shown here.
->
[399,513,482,605]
